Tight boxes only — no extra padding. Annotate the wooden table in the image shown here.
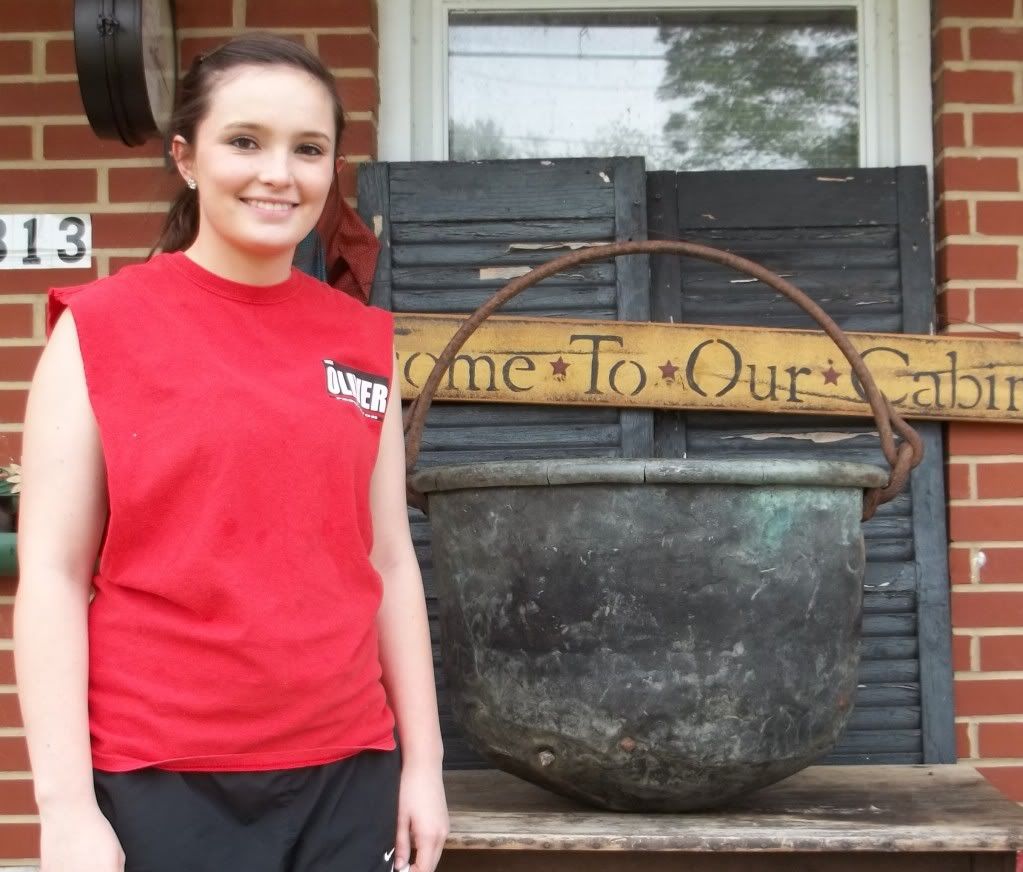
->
[440,765,1023,871]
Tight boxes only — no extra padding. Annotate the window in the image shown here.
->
[448,9,859,170]
[378,0,932,170]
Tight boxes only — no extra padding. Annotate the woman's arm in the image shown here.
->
[370,357,448,872]
[13,310,124,870]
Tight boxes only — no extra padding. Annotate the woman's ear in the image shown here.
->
[170,135,195,186]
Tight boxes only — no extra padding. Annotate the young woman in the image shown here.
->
[14,34,448,872]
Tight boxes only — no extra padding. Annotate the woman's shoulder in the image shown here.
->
[47,256,171,335]
[296,270,394,328]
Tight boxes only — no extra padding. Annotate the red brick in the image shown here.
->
[952,590,1023,627]
[0,169,96,205]
[0,735,29,771]
[0,41,32,76]
[937,69,1016,105]
[939,244,1018,282]
[108,256,148,274]
[0,266,95,296]
[949,546,973,584]
[956,678,1023,715]
[0,650,13,685]
[0,0,69,30]
[979,547,1023,583]
[949,423,1023,456]
[971,27,1023,60]
[0,692,21,729]
[948,462,972,500]
[339,159,359,199]
[0,82,83,117]
[978,722,1023,757]
[0,125,32,161]
[975,288,1023,323]
[974,113,1023,147]
[951,506,1023,542]
[318,33,378,70]
[0,435,19,469]
[342,119,376,156]
[0,778,34,816]
[108,166,184,204]
[955,721,972,758]
[938,287,971,328]
[91,212,166,250]
[977,462,1023,498]
[178,33,308,71]
[979,767,1023,802]
[937,199,970,238]
[174,0,233,28]
[0,304,34,340]
[0,346,43,382]
[0,823,38,860]
[953,633,974,670]
[936,113,966,152]
[935,0,1016,17]
[938,157,1019,193]
[45,38,76,75]
[980,635,1023,670]
[43,124,163,160]
[936,27,965,63]
[978,201,1023,236]
[336,75,378,114]
[0,390,27,423]
[246,0,375,28]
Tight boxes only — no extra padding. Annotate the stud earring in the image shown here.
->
[186,178,197,190]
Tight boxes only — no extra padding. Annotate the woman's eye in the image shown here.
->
[297,144,325,156]
[229,136,258,150]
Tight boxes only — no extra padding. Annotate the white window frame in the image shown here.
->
[379,0,932,170]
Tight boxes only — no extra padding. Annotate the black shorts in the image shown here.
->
[94,749,402,872]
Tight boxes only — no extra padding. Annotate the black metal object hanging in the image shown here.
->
[73,0,178,146]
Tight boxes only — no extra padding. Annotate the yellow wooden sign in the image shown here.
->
[394,314,1023,423]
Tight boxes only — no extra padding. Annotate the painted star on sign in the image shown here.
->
[659,360,680,380]
[823,359,841,386]
[550,356,570,379]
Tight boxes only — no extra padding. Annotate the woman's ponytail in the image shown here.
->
[152,185,199,254]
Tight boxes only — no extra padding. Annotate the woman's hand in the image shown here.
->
[39,800,125,872]
[393,761,449,872]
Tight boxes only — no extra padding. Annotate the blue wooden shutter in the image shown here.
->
[359,158,654,766]
[648,166,955,763]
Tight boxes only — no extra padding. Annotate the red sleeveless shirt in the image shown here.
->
[48,252,397,771]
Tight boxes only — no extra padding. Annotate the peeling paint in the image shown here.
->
[816,175,855,182]
[480,266,532,280]
[372,215,383,237]
[599,171,611,183]
[722,432,868,444]
[507,242,606,252]
[971,550,987,583]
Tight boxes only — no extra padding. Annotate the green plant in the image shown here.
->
[0,462,20,534]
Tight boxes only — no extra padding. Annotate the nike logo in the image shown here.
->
[384,847,395,863]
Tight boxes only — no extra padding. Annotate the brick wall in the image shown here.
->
[0,0,378,862]
[934,0,1023,804]
[0,0,1021,864]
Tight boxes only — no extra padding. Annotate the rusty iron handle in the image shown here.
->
[402,240,924,520]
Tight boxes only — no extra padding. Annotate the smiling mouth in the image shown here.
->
[242,198,298,212]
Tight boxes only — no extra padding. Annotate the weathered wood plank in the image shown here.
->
[675,169,899,229]
[392,218,616,244]
[388,160,619,222]
[441,766,1023,852]
[357,162,392,309]
[395,313,1023,423]
[439,852,993,871]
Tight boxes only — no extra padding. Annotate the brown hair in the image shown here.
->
[154,33,345,254]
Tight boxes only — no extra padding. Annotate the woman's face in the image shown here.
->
[174,64,336,265]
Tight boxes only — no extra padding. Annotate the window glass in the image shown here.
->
[448,9,859,169]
